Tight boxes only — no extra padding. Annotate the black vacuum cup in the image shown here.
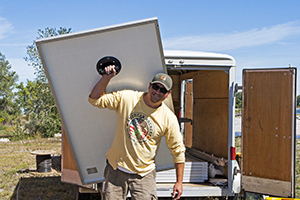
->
[96,56,121,75]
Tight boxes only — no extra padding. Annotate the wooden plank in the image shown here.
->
[189,70,229,158]
[61,168,82,186]
[62,128,77,171]
[180,71,196,81]
[172,100,180,120]
[187,147,227,166]
[169,74,181,117]
[193,98,228,158]
[184,81,193,148]
[170,74,180,101]
[193,70,228,99]
[61,128,90,186]
[242,69,295,182]
[242,176,292,197]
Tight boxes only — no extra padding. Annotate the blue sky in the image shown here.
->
[1,0,300,94]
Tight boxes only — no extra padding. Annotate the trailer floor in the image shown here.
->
[156,178,229,197]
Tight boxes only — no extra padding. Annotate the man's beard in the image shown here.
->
[150,92,162,103]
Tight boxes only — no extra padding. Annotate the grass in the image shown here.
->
[0,125,13,137]
[0,137,77,200]
[0,135,299,199]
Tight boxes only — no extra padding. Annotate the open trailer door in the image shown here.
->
[241,68,297,198]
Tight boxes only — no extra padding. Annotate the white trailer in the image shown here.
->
[156,49,241,198]
[156,50,296,199]
[36,18,297,199]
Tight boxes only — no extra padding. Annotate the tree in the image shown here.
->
[297,95,300,107]
[235,91,242,109]
[18,27,72,137]
[0,52,20,123]
[16,80,61,137]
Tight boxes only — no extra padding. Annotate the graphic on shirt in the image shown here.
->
[125,112,154,144]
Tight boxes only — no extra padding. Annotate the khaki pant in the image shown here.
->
[102,163,157,200]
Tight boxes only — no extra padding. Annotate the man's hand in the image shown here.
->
[104,65,116,78]
[172,181,183,199]
[89,65,116,99]
[172,162,184,199]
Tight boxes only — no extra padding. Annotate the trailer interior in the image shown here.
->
[154,50,238,197]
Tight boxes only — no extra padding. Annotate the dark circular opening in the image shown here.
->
[96,56,122,75]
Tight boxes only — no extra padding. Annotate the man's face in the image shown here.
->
[148,83,170,103]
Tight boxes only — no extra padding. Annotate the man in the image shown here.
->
[89,65,185,200]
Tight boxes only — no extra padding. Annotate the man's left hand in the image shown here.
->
[172,181,182,199]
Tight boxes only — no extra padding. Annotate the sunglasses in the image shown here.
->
[151,83,169,94]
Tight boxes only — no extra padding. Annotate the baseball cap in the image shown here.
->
[150,73,173,91]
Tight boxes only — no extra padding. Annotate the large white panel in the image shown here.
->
[36,18,174,184]
[156,162,208,183]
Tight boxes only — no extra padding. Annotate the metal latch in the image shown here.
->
[234,83,242,93]
[234,166,241,176]
[178,117,192,125]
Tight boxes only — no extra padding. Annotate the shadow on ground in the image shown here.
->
[10,155,78,200]
[10,156,102,200]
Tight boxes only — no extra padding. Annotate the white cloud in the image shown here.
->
[0,17,13,40]
[10,58,36,83]
[163,21,300,51]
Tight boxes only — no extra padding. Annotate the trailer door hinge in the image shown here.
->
[234,83,242,93]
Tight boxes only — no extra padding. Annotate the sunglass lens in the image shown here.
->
[152,84,168,94]
[152,84,159,90]
[160,88,167,94]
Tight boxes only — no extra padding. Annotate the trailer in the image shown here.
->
[36,18,297,199]
[158,50,296,198]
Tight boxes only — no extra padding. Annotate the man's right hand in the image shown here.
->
[89,65,116,99]
[104,65,116,78]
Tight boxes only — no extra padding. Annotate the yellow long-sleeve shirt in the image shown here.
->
[88,90,185,176]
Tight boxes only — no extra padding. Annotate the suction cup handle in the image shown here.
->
[96,56,122,75]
